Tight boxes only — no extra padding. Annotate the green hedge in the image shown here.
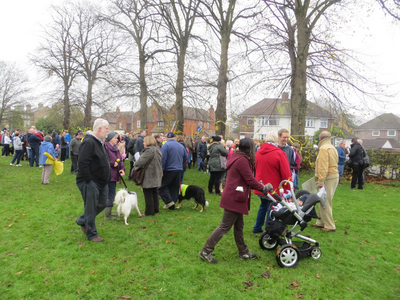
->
[300,148,400,180]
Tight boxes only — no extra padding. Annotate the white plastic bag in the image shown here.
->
[317,186,327,208]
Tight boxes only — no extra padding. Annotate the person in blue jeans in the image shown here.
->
[10,132,23,166]
[27,128,42,167]
[337,141,346,185]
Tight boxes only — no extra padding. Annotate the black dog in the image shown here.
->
[177,184,209,212]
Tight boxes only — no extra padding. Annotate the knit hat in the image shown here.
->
[212,135,221,142]
[166,132,176,138]
[106,132,118,142]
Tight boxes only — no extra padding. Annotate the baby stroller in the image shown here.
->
[259,180,325,268]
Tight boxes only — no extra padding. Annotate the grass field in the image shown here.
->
[1,157,399,299]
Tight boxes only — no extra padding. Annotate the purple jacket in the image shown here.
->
[105,142,125,182]
[220,154,264,215]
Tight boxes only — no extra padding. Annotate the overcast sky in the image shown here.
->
[1,0,399,122]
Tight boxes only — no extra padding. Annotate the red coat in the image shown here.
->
[220,154,264,215]
[254,143,292,196]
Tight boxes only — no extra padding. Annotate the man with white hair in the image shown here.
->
[75,118,111,242]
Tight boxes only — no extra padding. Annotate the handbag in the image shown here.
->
[130,150,155,185]
[220,155,227,169]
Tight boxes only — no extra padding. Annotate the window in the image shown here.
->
[157,121,164,128]
[306,118,314,127]
[119,122,123,129]
[372,130,380,136]
[247,117,254,125]
[259,134,266,140]
[388,130,396,136]
[137,120,141,128]
[260,117,279,126]
[320,118,328,128]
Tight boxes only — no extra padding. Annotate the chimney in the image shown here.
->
[282,92,289,102]
[209,105,215,122]
[116,107,120,113]
[26,104,31,112]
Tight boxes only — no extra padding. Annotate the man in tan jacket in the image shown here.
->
[314,131,339,232]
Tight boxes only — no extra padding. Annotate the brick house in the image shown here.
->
[353,113,400,143]
[238,92,334,140]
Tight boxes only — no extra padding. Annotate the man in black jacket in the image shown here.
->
[127,132,138,179]
[135,130,147,159]
[197,136,207,171]
[349,137,365,189]
[75,119,111,242]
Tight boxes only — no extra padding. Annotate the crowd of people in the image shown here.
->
[1,120,368,262]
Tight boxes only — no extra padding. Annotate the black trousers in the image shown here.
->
[208,171,225,194]
[76,181,108,240]
[158,170,181,207]
[351,164,364,188]
[71,154,78,173]
[143,188,160,215]
[61,148,67,161]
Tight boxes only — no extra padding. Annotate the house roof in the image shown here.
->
[183,106,212,122]
[356,113,400,130]
[239,98,333,119]
[362,138,400,149]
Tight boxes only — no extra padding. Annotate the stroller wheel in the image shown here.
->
[309,246,322,259]
[259,232,278,250]
[276,244,299,268]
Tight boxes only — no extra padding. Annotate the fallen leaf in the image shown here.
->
[77,242,84,245]
[243,280,253,287]
[143,287,148,289]
[261,271,271,278]
[344,231,348,235]
[161,266,165,270]
[316,274,321,279]
[8,253,14,256]
[294,293,303,298]
[394,267,400,271]
[118,295,131,299]
[359,242,364,245]
[166,240,170,244]
[170,232,177,235]
[16,271,23,274]
[139,226,146,229]
[370,256,376,260]
[291,281,300,288]
[345,226,350,229]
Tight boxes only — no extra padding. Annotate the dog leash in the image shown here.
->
[119,173,129,189]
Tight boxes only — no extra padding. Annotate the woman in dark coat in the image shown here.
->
[134,136,162,216]
[207,136,229,195]
[104,132,125,220]
[199,138,272,264]
[349,137,365,189]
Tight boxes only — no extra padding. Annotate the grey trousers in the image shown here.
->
[41,165,53,184]
[202,209,249,256]
[75,181,108,240]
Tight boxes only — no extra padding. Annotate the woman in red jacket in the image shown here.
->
[252,132,292,233]
[199,138,272,264]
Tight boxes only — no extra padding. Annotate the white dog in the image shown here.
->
[114,189,143,225]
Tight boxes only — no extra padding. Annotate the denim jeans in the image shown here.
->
[27,148,32,159]
[253,195,273,232]
[11,150,22,164]
[197,157,204,170]
[30,147,40,167]
[338,164,344,181]
[187,152,192,163]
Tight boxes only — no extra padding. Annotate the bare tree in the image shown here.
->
[377,0,400,20]
[198,0,262,136]
[106,0,171,130]
[156,0,200,134]
[31,3,79,130]
[0,61,29,127]
[72,2,123,129]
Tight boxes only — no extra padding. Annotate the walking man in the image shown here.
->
[314,131,339,232]
[75,119,111,242]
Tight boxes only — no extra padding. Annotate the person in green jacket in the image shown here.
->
[208,136,228,195]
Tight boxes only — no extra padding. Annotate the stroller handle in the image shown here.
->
[278,179,302,212]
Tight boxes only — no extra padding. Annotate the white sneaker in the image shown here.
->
[16,164,22,167]
[39,165,43,168]
[10,163,14,166]
[163,201,175,209]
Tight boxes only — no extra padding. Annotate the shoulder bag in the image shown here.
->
[130,150,155,185]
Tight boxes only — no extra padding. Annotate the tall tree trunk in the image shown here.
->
[84,80,93,129]
[290,8,309,143]
[63,80,70,130]
[139,52,148,130]
[215,34,229,137]
[175,49,186,135]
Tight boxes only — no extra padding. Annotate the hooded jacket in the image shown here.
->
[315,137,339,185]
[220,154,264,215]
[76,133,111,186]
[208,142,229,172]
[105,141,125,182]
[254,143,292,195]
